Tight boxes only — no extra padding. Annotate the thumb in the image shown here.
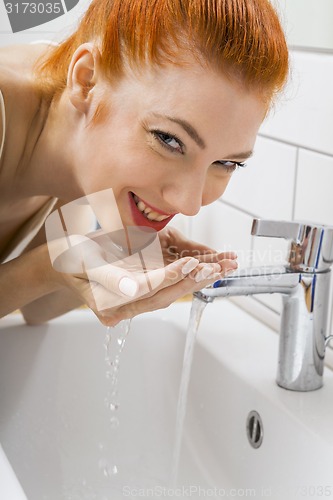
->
[87,262,140,298]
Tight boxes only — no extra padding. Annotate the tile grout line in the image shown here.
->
[291,147,299,221]
[258,132,333,159]
[217,198,259,220]
[289,44,333,55]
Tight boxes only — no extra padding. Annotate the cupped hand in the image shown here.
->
[48,228,237,326]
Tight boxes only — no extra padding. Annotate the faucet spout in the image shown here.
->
[194,266,299,303]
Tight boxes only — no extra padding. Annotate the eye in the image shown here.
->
[152,130,184,154]
[214,160,247,174]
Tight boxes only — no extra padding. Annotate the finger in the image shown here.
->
[87,279,138,315]
[196,251,238,264]
[217,258,238,276]
[86,255,202,308]
[102,264,222,324]
[138,257,223,301]
[143,256,200,292]
[87,263,139,299]
[93,260,226,326]
[191,263,221,283]
[88,258,224,326]
[172,239,217,258]
[163,228,217,256]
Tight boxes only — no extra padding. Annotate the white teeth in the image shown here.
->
[147,212,169,221]
[137,201,146,212]
[155,214,169,222]
[147,211,160,220]
[132,193,170,222]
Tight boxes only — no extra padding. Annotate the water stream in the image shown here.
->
[97,296,207,489]
[99,319,132,479]
[170,296,207,486]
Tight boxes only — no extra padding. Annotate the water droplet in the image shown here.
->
[110,416,119,428]
[109,401,119,411]
[106,372,118,385]
[98,458,109,477]
[117,338,125,348]
[110,362,119,372]
[98,458,118,478]
[110,388,118,399]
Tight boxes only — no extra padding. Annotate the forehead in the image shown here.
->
[112,59,266,118]
[102,60,266,154]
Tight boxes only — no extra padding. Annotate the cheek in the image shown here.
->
[78,138,162,193]
[202,174,231,206]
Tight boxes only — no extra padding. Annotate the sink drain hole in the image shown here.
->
[246,410,263,449]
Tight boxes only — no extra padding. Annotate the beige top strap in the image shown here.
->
[0,90,5,160]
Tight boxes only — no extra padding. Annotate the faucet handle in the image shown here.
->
[251,218,333,272]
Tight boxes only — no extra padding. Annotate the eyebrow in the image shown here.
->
[151,113,206,149]
[151,112,253,160]
[223,150,253,160]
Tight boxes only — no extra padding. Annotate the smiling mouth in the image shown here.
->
[130,192,173,222]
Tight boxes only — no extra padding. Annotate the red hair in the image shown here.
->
[34,0,288,105]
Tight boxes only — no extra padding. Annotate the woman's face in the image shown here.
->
[71,59,266,231]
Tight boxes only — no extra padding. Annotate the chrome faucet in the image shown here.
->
[194,219,333,391]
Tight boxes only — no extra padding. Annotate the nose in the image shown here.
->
[163,168,207,216]
[163,163,231,216]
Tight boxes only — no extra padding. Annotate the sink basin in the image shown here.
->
[0,300,333,499]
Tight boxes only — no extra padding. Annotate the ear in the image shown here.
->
[67,43,102,114]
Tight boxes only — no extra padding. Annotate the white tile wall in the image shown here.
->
[261,51,333,156]
[295,150,333,225]
[223,136,296,219]
[274,0,333,51]
[190,202,253,268]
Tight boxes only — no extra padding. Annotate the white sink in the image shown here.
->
[0,300,333,500]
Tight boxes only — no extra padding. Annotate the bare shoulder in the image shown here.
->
[0,44,51,174]
[0,42,50,78]
[0,44,48,119]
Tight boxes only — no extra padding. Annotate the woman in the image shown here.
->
[0,0,288,325]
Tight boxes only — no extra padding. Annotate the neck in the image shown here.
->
[15,91,80,202]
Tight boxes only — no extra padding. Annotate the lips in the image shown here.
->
[128,192,176,230]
